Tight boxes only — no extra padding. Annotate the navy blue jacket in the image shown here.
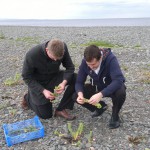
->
[75,48,125,97]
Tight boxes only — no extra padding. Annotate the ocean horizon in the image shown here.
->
[0,18,150,27]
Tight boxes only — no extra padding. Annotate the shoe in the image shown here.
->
[21,94,29,109]
[109,115,120,129]
[54,109,76,120]
[92,103,108,118]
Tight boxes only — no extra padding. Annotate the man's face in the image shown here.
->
[86,58,101,70]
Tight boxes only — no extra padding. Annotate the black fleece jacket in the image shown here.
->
[22,41,75,93]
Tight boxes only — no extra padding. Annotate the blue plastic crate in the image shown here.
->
[3,116,44,147]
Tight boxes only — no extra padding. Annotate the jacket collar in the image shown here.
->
[42,41,54,61]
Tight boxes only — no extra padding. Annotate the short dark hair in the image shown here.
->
[84,45,101,62]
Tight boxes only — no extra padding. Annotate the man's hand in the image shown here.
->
[88,92,103,105]
[55,80,67,94]
[77,92,85,104]
[42,89,55,101]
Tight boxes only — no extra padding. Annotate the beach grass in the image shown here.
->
[81,40,115,48]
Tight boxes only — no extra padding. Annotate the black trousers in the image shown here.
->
[26,72,77,119]
[72,83,126,115]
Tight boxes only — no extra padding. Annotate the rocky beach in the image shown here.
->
[0,26,150,150]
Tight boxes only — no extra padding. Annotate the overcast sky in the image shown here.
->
[0,0,150,19]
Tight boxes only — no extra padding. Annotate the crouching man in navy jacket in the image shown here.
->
[73,45,126,129]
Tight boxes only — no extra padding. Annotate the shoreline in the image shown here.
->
[0,18,150,27]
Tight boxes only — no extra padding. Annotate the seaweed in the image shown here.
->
[84,98,102,109]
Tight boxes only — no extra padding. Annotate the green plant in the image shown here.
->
[116,44,124,47]
[8,129,22,136]
[0,32,5,39]
[9,109,17,116]
[81,40,115,48]
[8,125,38,136]
[84,99,102,109]
[72,140,81,147]
[52,86,61,97]
[54,130,66,137]
[54,130,59,136]
[69,43,77,48]
[87,131,93,143]
[23,125,37,133]
[15,36,40,44]
[4,73,21,86]
[67,122,84,141]
[134,44,141,48]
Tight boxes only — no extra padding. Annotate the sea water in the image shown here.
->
[0,18,150,27]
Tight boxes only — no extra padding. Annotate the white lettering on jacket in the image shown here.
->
[103,77,106,84]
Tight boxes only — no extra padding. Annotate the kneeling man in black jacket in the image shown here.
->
[22,39,76,120]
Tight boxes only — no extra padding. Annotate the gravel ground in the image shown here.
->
[0,26,150,150]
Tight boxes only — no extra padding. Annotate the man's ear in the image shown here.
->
[45,48,48,52]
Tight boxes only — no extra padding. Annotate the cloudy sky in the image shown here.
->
[0,0,150,19]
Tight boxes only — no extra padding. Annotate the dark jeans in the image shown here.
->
[25,99,53,119]
[72,83,126,115]
[26,72,77,119]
